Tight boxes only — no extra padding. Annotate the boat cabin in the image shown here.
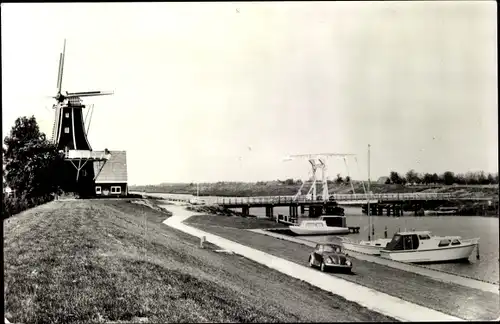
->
[319,216,346,228]
[384,231,463,251]
[384,233,420,251]
[436,237,463,247]
[299,220,327,228]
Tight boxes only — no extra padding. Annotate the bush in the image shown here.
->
[2,194,54,219]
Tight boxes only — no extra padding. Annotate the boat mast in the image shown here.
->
[367,144,371,241]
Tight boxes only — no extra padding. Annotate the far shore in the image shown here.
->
[130,182,499,199]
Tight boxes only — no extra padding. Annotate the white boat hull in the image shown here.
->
[342,239,392,256]
[380,242,477,263]
[289,226,350,236]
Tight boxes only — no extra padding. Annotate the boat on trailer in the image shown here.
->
[340,237,392,255]
[289,220,350,236]
[379,230,479,263]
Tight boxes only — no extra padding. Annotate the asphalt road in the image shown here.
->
[185,218,499,321]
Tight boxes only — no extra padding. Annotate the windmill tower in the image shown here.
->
[51,39,114,196]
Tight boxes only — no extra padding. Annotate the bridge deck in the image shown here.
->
[216,193,491,206]
[132,192,493,207]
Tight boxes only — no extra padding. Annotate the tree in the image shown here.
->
[389,171,402,184]
[3,116,64,199]
[345,176,351,184]
[431,173,439,184]
[442,171,455,185]
[455,173,466,185]
[335,173,344,184]
[477,171,487,185]
[406,169,420,185]
[487,173,495,184]
[422,173,433,185]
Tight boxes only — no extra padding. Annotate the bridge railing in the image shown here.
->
[216,192,470,205]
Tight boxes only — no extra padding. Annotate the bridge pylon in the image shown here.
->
[283,153,356,202]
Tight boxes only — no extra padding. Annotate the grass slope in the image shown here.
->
[4,199,395,323]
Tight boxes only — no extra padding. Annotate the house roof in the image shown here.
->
[93,150,128,183]
[377,176,389,183]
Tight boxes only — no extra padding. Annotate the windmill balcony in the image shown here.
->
[64,150,111,161]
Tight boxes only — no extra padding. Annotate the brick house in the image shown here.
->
[93,150,128,197]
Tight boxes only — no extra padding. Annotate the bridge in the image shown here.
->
[216,193,491,206]
[215,193,493,217]
[136,191,494,217]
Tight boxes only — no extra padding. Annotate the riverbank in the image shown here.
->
[3,199,394,323]
[184,214,499,321]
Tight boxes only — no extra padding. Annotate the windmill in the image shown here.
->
[51,39,113,151]
[283,153,356,202]
[50,39,114,196]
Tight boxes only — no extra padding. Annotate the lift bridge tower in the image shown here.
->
[283,153,357,202]
[49,40,114,197]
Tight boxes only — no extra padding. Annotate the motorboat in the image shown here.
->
[289,220,350,236]
[425,207,458,216]
[379,230,479,263]
[340,237,392,255]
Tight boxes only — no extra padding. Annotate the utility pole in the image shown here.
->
[368,144,371,241]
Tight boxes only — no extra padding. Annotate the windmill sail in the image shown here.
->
[66,91,114,97]
[57,39,66,94]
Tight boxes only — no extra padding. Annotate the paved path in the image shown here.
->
[163,205,462,322]
[249,229,499,295]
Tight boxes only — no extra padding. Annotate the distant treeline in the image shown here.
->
[133,170,499,189]
[385,170,499,185]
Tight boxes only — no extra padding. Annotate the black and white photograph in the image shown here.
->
[2,2,498,323]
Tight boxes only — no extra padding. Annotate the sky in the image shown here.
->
[1,2,497,185]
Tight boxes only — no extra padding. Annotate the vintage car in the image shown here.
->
[308,243,353,272]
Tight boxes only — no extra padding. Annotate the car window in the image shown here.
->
[323,245,336,253]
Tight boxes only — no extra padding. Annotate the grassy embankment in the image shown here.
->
[131,182,499,216]
[3,199,395,323]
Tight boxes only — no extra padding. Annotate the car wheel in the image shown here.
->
[320,262,326,272]
[309,256,314,268]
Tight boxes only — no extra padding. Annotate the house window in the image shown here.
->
[111,186,122,194]
[64,127,70,133]
[65,112,70,118]
[95,186,102,194]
